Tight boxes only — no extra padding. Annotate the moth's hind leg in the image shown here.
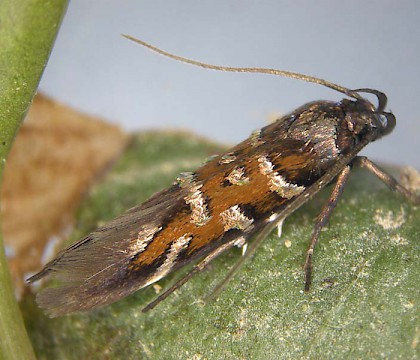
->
[304,165,352,292]
[142,239,239,312]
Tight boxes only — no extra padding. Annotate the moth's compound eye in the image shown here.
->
[378,112,396,136]
[377,114,388,129]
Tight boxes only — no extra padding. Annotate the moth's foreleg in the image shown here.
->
[304,165,352,292]
[142,239,238,312]
[353,156,420,204]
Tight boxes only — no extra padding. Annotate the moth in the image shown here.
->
[28,35,419,317]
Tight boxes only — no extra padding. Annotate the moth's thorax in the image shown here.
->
[279,99,385,169]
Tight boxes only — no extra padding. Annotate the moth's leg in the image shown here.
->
[353,156,420,204]
[207,218,283,302]
[304,165,352,292]
[277,218,284,237]
[142,239,238,312]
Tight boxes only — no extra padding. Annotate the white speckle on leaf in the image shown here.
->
[390,234,409,246]
[400,166,420,192]
[401,299,414,310]
[373,207,406,230]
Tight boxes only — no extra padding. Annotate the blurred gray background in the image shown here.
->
[39,0,420,168]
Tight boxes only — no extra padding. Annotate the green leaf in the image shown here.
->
[0,1,68,359]
[22,132,419,359]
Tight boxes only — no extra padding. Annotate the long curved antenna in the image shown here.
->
[353,88,388,112]
[122,35,364,101]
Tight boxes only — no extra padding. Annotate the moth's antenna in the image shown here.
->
[122,34,363,101]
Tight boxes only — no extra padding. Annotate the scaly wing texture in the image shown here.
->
[28,185,189,316]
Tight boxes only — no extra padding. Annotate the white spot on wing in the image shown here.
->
[177,173,211,226]
[142,234,192,288]
[250,129,264,147]
[130,225,162,255]
[226,167,250,186]
[159,234,192,272]
[176,172,195,187]
[220,205,254,232]
[258,155,305,199]
[185,184,212,226]
[219,152,236,164]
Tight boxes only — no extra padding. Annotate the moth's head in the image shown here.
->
[342,89,396,142]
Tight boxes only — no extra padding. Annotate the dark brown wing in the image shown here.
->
[27,185,189,316]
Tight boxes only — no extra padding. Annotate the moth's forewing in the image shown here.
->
[29,98,387,316]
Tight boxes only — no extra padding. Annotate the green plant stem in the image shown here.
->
[0,1,68,359]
